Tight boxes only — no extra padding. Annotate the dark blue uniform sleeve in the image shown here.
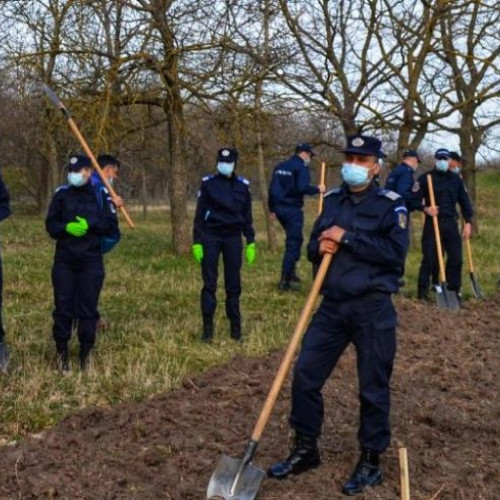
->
[340,200,409,267]
[458,179,473,222]
[306,215,324,265]
[193,184,206,244]
[243,188,255,243]
[296,165,319,196]
[45,192,67,240]
[0,173,11,223]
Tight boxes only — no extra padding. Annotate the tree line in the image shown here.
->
[0,0,499,253]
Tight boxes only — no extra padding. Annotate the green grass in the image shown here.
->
[0,170,499,442]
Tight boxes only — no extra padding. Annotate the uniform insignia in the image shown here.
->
[324,187,342,198]
[221,149,230,157]
[398,212,407,229]
[237,176,250,185]
[352,137,364,147]
[55,185,69,193]
[411,181,420,193]
[202,175,213,182]
[379,189,400,201]
[69,156,78,165]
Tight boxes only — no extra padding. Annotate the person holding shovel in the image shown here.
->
[46,154,120,373]
[268,135,409,496]
[416,148,473,302]
[192,147,256,343]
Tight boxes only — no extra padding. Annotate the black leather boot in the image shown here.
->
[278,272,291,291]
[79,344,92,372]
[230,320,242,343]
[342,449,382,496]
[267,433,320,479]
[201,315,214,343]
[0,340,10,374]
[56,343,70,375]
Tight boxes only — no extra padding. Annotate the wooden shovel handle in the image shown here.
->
[67,118,135,229]
[398,447,411,500]
[318,162,326,215]
[426,175,445,283]
[465,237,474,274]
[251,253,333,442]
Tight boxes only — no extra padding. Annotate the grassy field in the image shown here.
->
[0,170,499,443]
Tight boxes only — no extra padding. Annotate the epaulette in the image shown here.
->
[378,189,401,201]
[55,185,69,193]
[237,176,250,186]
[202,175,214,182]
[324,187,343,198]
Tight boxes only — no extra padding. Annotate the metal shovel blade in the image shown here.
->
[470,272,483,299]
[207,455,265,500]
[435,283,460,310]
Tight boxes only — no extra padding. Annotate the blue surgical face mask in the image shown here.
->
[303,157,311,166]
[217,162,235,177]
[67,172,87,187]
[435,159,449,172]
[341,163,371,187]
[452,166,461,175]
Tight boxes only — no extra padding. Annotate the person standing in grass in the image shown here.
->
[268,135,409,496]
[192,147,256,343]
[0,168,11,373]
[45,154,120,373]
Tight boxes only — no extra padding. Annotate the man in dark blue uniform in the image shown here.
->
[416,148,473,301]
[449,151,463,176]
[192,148,255,343]
[385,149,422,212]
[268,143,325,290]
[268,135,409,496]
[0,169,11,373]
[46,154,120,373]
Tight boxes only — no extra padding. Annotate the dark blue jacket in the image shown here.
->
[416,169,473,222]
[385,162,422,212]
[46,182,120,261]
[193,173,255,243]
[0,171,11,223]
[268,155,319,211]
[307,184,409,300]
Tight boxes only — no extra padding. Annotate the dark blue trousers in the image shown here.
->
[201,234,242,322]
[275,206,304,275]
[418,216,462,292]
[290,294,396,453]
[52,258,105,349]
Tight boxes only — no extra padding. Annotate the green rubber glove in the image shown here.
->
[192,244,203,264]
[246,242,256,266]
[75,216,89,232]
[65,221,86,237]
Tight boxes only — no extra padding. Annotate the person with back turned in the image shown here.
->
[268,135,409,496]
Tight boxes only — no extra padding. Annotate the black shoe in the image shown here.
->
[79,344,92,372]
[230,321,243,343]
[342,449,382,496]
[56,344,70,375]
[278,273,291,291]
[267,433,320,479]
[201,315,214,343]
[290,272,302,284]
[0,341,10,374]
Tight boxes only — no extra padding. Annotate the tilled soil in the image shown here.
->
[0,295,498,499]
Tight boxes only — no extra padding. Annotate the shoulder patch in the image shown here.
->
[379,189,401,201]
[55,185,69,193]
[237,176,250,186]
[202,175,214,182]
[324,187,343,198]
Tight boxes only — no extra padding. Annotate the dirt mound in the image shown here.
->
[0,296,498,499]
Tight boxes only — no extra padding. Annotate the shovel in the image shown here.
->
[207,253,333,500]
[464,236,483,299]
[426,175,460,310]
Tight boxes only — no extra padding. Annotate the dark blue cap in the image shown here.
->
[295,143,315,156]
[403,149,421,162]
[449,151,461,161]
[343,135,384,158]
[217,148,238,163]
[67,154,91,171]
[97,154,120,169]
[434,148,451,159]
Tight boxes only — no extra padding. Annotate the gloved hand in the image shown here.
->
[65,216,89,237]
[192,244,203,264]
[246,242,256,266]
